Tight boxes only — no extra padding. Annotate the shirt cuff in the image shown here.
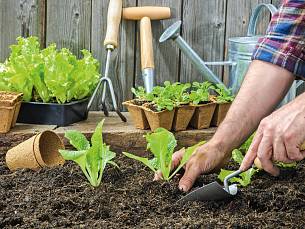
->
[252,36,305,80]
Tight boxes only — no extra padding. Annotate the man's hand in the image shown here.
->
[155,141,231,192]
[240,95,305,175]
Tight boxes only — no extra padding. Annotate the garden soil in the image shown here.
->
[1,150,305,228]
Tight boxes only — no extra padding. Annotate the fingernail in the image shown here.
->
[179,185,186,192]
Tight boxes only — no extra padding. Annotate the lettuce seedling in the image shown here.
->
[131,86,154,102]
[123,128,204,181]
[218,149,258,187]
[214,84,234,104]
[59,120,118,187]
[189,82,214,105]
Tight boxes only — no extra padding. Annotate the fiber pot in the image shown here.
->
[0,91,23,133]
[143,107,175,131]
[122,100,149,130]
[190,103,217,129]
[211,102,232,127]
[6,130,65,171]
[172,105,196,131]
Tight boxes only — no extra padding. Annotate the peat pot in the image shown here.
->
[123,100,150,130]
[190,103,216,129]
[0,91,23,133]
[211,102,232,127]
[143,107,175,131]
[172,105,196,131]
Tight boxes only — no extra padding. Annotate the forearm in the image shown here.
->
[211,60,295,153]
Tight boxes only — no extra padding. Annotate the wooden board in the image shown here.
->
[0,0,45,61]
[180,0,227,83]
[46,0,91,58]
[223,0,272,85]
[135,0,182,86]
[0,112,216,152]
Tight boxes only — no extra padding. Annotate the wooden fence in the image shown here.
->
[0,0,281,110]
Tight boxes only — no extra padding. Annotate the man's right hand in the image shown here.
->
[155,140,231,192]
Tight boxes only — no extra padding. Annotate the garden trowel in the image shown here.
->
[179,140,305,202]
[178,169,241,202]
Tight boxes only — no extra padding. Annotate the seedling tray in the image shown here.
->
[17,99,89,126]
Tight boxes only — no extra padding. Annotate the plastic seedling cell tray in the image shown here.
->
[17,98,89,126]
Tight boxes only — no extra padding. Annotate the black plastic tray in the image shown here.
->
[17,98,89,126]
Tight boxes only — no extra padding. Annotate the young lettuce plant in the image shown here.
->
[123,128,204,181]
[0,36,99,103]
[131,86,154,102]
[218,149,258,187]
[59,120,118,187]
[169,82,191,106]
[214,84,234,103]
[189,82,214,105]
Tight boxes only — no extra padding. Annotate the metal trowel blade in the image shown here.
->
[178,182,238,202]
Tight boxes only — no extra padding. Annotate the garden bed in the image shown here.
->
[1,150,305,228]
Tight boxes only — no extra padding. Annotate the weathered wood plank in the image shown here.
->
[90,0,136,111]
[180,0,227,83]
[0,112,216,152]
[135,0,182,86]
[272,0,282,7]
[223,0,272,85]
[0,0,45,61]
[46,0,91,58]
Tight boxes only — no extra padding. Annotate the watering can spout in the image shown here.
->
[159,21,228,90]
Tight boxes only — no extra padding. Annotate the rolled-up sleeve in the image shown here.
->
[252,0,305,79]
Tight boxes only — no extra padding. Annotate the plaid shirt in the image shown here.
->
[252,0,305,78]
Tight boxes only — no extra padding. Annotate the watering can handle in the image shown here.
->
[247,3,278,37]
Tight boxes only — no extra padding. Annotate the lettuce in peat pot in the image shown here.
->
[214,84,235,104]
[123,128,204,181]
[59,120,118,187]
[0,36,99,103]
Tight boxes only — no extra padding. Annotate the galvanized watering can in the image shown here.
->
[160,3,303,105]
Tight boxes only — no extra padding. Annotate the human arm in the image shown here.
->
[172,60,294,191]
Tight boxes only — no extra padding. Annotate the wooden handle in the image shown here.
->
[123,6,171,20]
[254,141,305,170]
[140,17,154,70]
[104,0,122,48]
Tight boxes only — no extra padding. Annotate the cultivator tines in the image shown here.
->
[87,0,126,122]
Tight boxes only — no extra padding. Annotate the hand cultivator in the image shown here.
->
[87,0,127,122]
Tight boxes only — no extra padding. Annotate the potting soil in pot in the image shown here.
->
[1,151,305,228]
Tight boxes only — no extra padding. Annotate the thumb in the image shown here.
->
[178,164,201,192]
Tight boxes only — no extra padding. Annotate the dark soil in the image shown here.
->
[144,103,161,112]
[130,99,148,107]
[1,149,305,228]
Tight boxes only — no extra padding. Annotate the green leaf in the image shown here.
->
[214,84,234,103]
[59,149,86,161]
[145,128,177,180]
[232,149,243,164]
[218,168,258,187]
[123,152,157,173]
[64,130,90,151]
